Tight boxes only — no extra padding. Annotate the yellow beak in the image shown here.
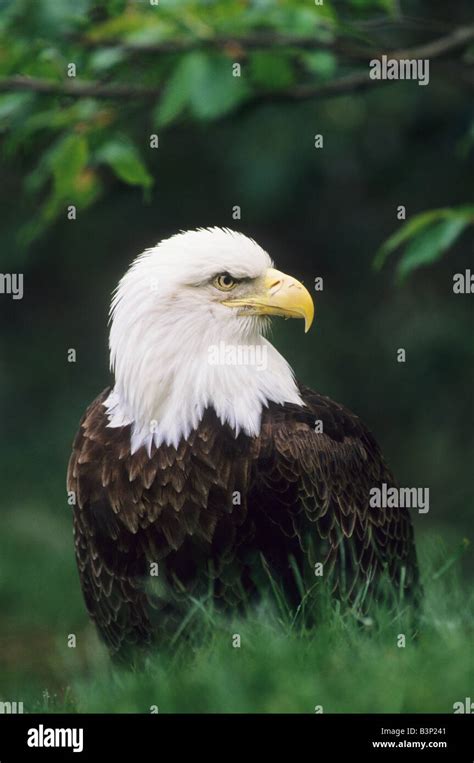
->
[222,267,314,333]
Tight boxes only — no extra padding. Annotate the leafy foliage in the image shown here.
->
[374,206,474,282]
[0,0,419,243]
[155,52,251,125]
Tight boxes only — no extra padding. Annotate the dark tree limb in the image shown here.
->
[0,25,472,103]
[74,24,474,60]
[0,76,159,99]
[389,24,474,60]
[74,31,372,62]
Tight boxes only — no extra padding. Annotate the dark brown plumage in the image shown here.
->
[68,383,419,658]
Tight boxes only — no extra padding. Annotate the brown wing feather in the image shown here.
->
[67,389,256,658]
[68,385,420,657]
[252,384,420,606]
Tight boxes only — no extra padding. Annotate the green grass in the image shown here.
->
[1,508,472,714]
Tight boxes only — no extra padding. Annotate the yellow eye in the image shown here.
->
[213,274,237,291]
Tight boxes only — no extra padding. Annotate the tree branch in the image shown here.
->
[0,77,159,99]
[75,31,371,62]
[0,26,472,103]
[75,24,474,61]
[389,24,474,60]
[276,71,382,101]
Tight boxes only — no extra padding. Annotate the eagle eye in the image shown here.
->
[213,273,238,291]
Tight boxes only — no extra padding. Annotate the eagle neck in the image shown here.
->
[104,326,303,453]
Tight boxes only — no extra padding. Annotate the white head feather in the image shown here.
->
[105,227,304,453]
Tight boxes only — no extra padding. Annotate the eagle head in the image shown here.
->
[105,228,314,452]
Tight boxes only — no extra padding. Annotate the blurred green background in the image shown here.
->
[0,0,473,712]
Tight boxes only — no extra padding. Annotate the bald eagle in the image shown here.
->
[68,228,419,658]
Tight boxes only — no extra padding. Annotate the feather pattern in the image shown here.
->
[68,384,419,658]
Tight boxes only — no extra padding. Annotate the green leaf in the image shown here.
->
[89,48,126,72]
[154,56,193,127]
[20,132,101,244]
[374,206,474,271]
[50,133,89,202]
[188,53,250,120]
[374,210,448,270]
[300,51,337,79]
[249,52,295,90]
[155,52,250,126]
[0,93,33,124]
[96,139,153,190]
[396,217,470,282]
